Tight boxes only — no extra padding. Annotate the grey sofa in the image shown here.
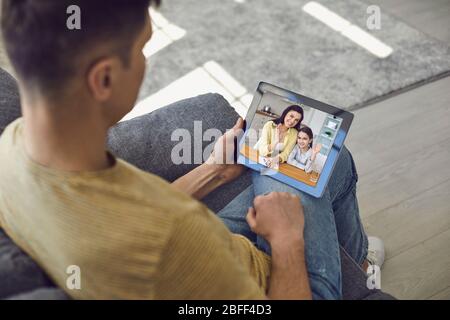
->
[0,67,395,300]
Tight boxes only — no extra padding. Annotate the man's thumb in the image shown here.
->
[233,117,245,131]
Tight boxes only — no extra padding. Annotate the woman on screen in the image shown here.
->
[256,105,304,168]
[287,126,322,173]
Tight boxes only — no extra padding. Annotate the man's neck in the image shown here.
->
[22,96,112,172]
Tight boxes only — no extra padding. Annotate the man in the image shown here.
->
[0,0,383,299]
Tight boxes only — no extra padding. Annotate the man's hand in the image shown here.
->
[246,192,305,246]
[172,118,246,200]
[247,192,311,300]
[206,117,246,184]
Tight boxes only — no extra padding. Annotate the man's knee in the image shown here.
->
[327,146,358,201]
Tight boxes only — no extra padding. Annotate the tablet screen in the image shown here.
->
[238,82,353,198]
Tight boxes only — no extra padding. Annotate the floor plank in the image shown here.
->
[363,179,450,259]
[346,76,450,177]
[380,229,450,300]
[346,76,450,218]
[356,137,450,218]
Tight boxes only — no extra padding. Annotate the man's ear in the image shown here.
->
[87,58,117,102]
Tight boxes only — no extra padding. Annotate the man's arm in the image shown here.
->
[268,237,311,299]
[171,162,228,200]
[246,192,312,300]
[171,118,246,200]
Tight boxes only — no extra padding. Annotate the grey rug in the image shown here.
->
[139,0,450,111]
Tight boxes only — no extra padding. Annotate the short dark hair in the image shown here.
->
[273,105,304,131]
[1,0,161,92]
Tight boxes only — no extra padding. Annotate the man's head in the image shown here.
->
[1,0,160,123]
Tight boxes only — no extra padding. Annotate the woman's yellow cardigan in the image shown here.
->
[257,121,298,163]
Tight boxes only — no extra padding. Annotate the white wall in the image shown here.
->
[304,109,327,138]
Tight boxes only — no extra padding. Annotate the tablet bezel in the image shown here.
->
[237,81,354,198]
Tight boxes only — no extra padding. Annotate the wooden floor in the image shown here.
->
[346,0,450,300]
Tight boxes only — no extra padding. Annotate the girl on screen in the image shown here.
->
[287,126,322,173]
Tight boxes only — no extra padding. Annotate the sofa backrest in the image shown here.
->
[0,68,21,136]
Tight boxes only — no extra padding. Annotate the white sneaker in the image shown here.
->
[367,236,385,268]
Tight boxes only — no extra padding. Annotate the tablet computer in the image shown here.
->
[237,82,354,198]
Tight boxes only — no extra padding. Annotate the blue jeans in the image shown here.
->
[217,146,368,300]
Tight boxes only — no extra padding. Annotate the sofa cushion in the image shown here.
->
[0,68,21,136]
[6,287,69,300]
